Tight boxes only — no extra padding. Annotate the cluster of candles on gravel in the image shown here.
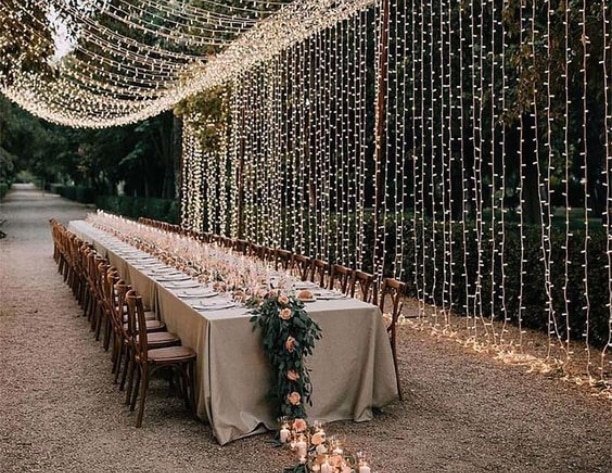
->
[280,418,372,473]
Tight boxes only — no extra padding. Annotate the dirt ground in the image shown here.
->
[1,184,611,473]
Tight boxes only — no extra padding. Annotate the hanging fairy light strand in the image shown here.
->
[174,1,612,392]
[2,0,378,128]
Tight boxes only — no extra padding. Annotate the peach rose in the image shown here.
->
[311,431,325,446]
[285,336,296,352]
[287,391,301,405]
[330,454,344,468]
[279,307,293,320]
[286,369,300,381]
[292,417,307,432]
[278,294,289,305]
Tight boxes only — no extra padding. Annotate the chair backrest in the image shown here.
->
[350,270,378,304]
[275,249,293,271]
[379,277,407,336]
[260,247,275,263]
[115,278,130,322]
[94,260,109,300]
[329,264,354,293]
[233,239,249,254]
[106,270,121,327]
[292,254,313,281]
[126,289,148,358]
[247,243,264,259]
[311,259,330,287]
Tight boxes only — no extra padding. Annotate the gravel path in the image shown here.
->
[1,184,611,473]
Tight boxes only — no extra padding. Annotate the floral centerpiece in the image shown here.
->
[249,290,322,421]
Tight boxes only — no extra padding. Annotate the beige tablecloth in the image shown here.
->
[70,220,398,444]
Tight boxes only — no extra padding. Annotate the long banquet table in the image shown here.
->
[69,220,398,444]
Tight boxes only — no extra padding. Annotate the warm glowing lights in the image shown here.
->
[1,0,377,128]
[177,1,612,392]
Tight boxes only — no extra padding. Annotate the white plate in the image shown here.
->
[164,281,202,289]
[154,275,192,282]
[193,301,236,311]
[177,290,217,299]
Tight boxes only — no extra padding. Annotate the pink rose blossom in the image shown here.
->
[286,369,300,381]
[287,391,301,405]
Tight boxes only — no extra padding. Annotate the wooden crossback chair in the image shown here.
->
[328,264,354,294]
[311,259,330,288]
[292,254,313,281]
[274,249,293,271]
[125,290,197,427]
[350,270,378,304]
[379,277,407,401]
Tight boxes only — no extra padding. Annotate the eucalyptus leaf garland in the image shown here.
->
[249,290,322,420]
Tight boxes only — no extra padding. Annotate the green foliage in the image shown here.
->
[357,214,610,349]
[0,1,55,87]
[0,182,9,199]
[96,195,179,224]
[175,87,228,151]
[249,291,322,420]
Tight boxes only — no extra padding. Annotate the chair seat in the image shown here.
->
[123,319,165,332]
[147,346,196,363]
[136,331,180,348]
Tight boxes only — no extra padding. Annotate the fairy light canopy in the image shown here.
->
[0,0,375,128]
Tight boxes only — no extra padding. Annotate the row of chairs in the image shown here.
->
[50,219,198,426]
[137,217,408,400]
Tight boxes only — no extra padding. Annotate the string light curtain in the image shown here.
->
[180,0,612,387]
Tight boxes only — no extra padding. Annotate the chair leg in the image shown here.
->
[180,367,190,411]
[125,355,136,403]
[110,332,118,370]
[130,366,141,411]
[102,317,112,351]
[391,341,403,402]
[94,308,104,341]
[188,361,197,418]
[120,346,131,391]
[135,369,149,427]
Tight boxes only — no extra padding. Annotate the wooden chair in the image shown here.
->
[232,239,249,254]
[125,290,197,427]
[328,264,354,294]
[261,246,276,263]
[246,242,264,259]
[350,270,378,304]
[379,277,406,401]
[274,249,293,271]
[292,254,313,281]
[115,281,178,391]
[92,259,110,340]
[311,259,330,288]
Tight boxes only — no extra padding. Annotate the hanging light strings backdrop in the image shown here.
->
[179,1,612,390]
[1,1,610,390]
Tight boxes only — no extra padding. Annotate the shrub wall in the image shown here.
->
[95,195,179,224]
[0,182,9,199]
